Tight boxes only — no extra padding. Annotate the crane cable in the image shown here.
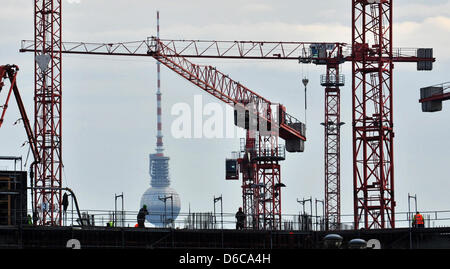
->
[301,63,309,126]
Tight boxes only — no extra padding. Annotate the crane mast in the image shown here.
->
[321,56,345,230]
[351,0,432,228]
[33,0,63,226]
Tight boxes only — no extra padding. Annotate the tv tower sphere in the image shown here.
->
[140,154,181,227]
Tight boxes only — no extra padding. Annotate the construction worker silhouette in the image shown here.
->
[413,211,424,228]
[137,204,149,228]
[235,207,246,230]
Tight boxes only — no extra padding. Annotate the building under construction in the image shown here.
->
[0,0,449,251]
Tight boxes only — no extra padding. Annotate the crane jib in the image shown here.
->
[150,40,306,151]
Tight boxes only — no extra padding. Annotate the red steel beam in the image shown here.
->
[20,39,434,64]
[20,39,343,61]
[0,65,40,163]
[149,38,306,143]
[419,93,450,103]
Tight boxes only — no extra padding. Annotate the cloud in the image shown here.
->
[241,3,273,13]
[396,1,450,22]
[396,16,450,60]
[163,21,349,42]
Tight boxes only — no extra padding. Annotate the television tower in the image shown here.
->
[140,11,181,227]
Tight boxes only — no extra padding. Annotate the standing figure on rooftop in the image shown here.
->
[235,207,246,230]
[137,204,149,228]
[413,211,424,228]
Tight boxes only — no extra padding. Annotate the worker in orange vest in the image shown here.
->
[413,211,424,228]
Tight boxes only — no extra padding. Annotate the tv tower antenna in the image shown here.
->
[156,10,164,155]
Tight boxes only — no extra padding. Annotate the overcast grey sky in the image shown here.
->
[0,0,449,226]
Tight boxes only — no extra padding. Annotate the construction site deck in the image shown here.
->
[2,225,450,249]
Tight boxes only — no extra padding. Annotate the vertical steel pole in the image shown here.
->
[408,193,411,227]
[122,192,124,227]
[415,195,418,213]
[242,130,256,229]
[171,196,173,227]
[408,193,412,249]
[315,199,318,230]
[220,196,223,230]
[213,195,216,227]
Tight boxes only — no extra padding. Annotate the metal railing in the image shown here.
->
[10,208,450,231]
[320,74,345,87]
[238,139,286,161]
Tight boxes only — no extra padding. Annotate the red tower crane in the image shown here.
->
[351,0,434,229]
[32,0,63,226]
[148,38,307,230]
[0,64,86,227]
[0,65,39,163]
[21,39,338,229]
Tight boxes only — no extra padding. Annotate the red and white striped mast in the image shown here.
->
[33,0,63,226]
[156,10,164,156]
